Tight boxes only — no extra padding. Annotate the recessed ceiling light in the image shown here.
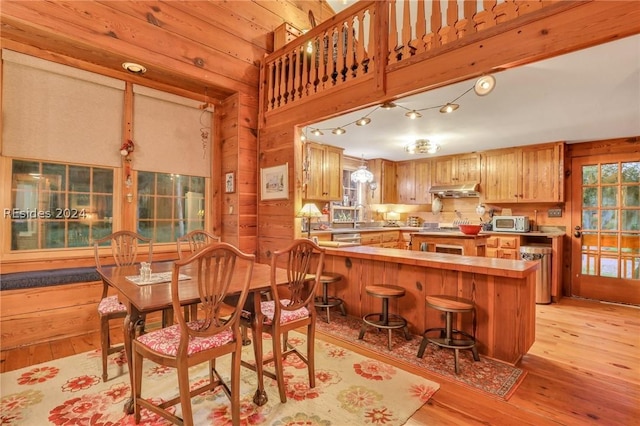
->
[122,62,147,75]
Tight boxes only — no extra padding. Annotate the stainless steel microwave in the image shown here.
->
[491,216,529,232]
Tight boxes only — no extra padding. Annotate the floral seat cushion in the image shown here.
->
[98,295,127,315]
[260,299,309,325]
[136,320,234,357]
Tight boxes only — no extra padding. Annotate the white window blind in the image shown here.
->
[1,49,124,167]
[132,85,212,178]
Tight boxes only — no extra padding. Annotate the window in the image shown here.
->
[137,171,205,243]
[8,159,114,250]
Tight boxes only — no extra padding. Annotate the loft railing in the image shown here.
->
[262,0,557,113]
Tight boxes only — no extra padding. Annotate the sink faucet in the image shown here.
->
[353,203,369,228]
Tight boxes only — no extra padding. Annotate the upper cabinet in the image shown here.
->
[396,160,431,204]
[368,159,397,204]
[306,142,343,201]
[432,153,480,185]
[482,142,564,203]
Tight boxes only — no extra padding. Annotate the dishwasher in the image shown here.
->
[332,233,361,245]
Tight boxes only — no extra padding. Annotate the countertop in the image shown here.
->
[321,245,539,278]
[311,226,564,238]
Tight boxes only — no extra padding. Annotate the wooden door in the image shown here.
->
[571,154,640,304]
[482,149,520,203]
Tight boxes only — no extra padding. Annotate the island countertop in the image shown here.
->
[326,246,537,278]
[319,246,539,364]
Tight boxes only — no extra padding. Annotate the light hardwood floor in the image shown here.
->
[1,298,638,425]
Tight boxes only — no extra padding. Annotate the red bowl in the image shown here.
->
[458,224,483,235]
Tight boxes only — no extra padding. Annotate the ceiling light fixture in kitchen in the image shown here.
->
[350,155,374,183]
[305,74,496,137]
[405,139,440,155]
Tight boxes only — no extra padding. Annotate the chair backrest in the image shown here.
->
[172,242,255,350]
[93,230,153,271]
[270,239,325,313]
[176,230,220,259]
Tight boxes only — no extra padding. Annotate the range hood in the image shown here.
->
[429,183,480,198]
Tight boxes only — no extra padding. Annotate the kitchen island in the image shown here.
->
[320,246,539,365]
[410,231,489,256]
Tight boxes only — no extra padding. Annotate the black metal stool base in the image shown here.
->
[358,312,411,351]
[314,295,346,323]
[417,327,480,374]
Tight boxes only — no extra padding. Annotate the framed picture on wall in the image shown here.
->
[225,172,235,193]
[260,163,288,200]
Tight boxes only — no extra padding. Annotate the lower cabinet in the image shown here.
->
[359,230,400,248]
[485,235,520,259]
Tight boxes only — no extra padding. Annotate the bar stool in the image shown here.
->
[417,295,480,374]
[314,272,346,323]
[358,285,411,350]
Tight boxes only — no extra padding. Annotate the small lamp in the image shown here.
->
[297,203,323,238]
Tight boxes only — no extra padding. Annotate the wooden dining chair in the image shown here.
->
[242,238,324,403]
[132,242,254,426]
[176,230,220,259]
[93,230,153,382]
[176,230,221,321]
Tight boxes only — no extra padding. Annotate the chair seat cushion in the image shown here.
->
[98,295,127,315]
[136,321,234,357]
[260,299,309,325]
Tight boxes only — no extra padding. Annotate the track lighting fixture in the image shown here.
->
[305,75,496,139]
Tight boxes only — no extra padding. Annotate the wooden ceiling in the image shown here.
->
[0,1,336,102]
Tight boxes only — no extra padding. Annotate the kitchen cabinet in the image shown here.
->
[396,160,431,204]
[368,158,397,204]
[485,235,520,259]
[359,230,401,248]
[432,153,480,185]
[306,141,343,201]
[482,142,564,203]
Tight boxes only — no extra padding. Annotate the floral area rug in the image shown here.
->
[0,331,439,425]
[316,312,526,400]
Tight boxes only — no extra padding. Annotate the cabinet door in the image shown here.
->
[520,143,564,202]
[324,146,343,200]
[456,154,480,183]
[306,143,325,200]
[380,160,397,204]
[432,157,454,185]
[396,161,415,203]
[414,160,431,203]
[482,149,520,203]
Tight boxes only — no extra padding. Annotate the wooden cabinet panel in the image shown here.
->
[432,153,479,185]
[305,142,343,201]
[482,142,564,203]
[360,232,382,245]
[396,160,430,204]
[520,143,564,202]
[485,235,520,259]
[369,158,397,204]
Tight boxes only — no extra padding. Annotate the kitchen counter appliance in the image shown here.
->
[491,215,529,232]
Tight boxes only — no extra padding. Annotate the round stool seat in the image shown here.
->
[358,284,411,350]
[366,285,405,299]
[319,272,343,284]
[426,295,474,312]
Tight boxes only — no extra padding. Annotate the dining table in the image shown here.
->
[97,259,288,414]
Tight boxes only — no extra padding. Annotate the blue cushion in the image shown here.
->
[0,268,101,290]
